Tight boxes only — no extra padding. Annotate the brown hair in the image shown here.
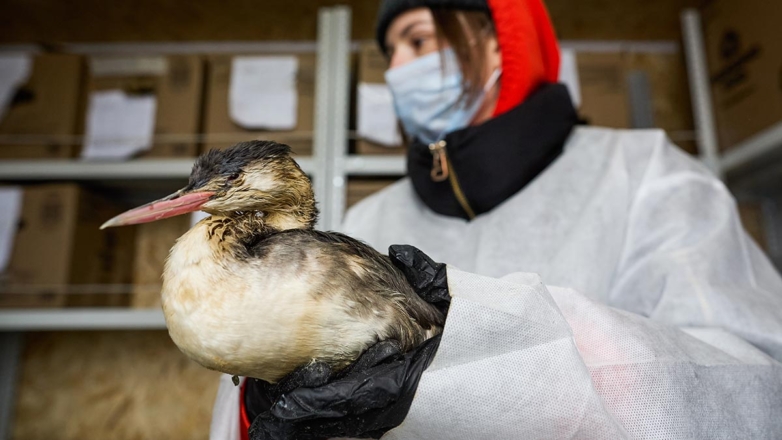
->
[430,9,496,105]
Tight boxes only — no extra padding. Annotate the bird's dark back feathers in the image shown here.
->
[248,229,444,349]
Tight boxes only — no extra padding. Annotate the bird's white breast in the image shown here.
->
[161,221,391,381]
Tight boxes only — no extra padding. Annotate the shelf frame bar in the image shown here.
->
[312,9,335,230]
[721,122,782,173]
[0,309,166,331]
[326,7,352,231]
[0,158,314,181]
[345,155,406,176]
[313,6,352,231]
[681,9,723,179]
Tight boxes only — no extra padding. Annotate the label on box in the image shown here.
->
[90,56,168,77]
[0,54,32,122]
[0,186,23,272]
[229,56,299,130]
[82,90,157,160]
[357,82,402,146]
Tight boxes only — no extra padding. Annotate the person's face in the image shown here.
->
[384,8,442,69]
[383,8,502,126]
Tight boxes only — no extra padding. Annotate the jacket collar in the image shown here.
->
[406,83,578,220]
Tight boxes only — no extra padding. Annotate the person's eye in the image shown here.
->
[410,34,436,55]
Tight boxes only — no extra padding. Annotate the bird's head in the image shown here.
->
[101,140,318,230]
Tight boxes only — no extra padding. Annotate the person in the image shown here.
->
[210,0,782,439]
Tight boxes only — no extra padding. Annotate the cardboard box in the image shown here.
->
[0,54,85,159]
[622,52,697,155]
[0,184,135,308]
[350,46,695,155]
[203,54,315,155]
[703,0,782,151]
[131,215,190,309]
[358,42,387,84]
[576,52,632,129]
[346,178,399,209]
[355,43,406,155]
[87,55,203,158]
[569,51,699,155]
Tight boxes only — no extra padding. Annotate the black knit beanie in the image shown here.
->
[375,0,489,54]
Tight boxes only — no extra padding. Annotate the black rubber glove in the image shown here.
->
[247,244,449,440]
[388,244,450,315]
[247,335,441,440]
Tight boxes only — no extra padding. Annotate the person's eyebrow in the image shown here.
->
[400,20,429,39]
[385,19,430,51]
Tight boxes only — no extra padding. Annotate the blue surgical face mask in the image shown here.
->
[385,47,501,145]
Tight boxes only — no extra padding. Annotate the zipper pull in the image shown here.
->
[428,140,449,182]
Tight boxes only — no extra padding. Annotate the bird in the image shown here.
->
[101,140,444,383]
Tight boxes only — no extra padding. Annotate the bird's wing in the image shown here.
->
[248,229,444,337]
[247,229,383,263]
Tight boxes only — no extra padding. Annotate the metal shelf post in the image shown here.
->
[313,6,352,231]
[681,8,782,267]
[681,9,722,179]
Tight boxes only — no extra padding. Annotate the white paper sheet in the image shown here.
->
[0,187,23,273]
[558,49,582,108]
[191,211,211,228]
[0,54,32,122]
[229,56,298,130]
[357,82,402,146]
[81,90,157,160]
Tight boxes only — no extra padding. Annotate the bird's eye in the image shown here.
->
[227,172,240,182]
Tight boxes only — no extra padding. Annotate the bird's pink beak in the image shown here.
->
[100,191,215,229]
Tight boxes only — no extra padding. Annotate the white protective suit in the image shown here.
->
[210,127,782,439]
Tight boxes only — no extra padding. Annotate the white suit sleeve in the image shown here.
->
[389,268,782,439]
[386,268,629,440]
[209,374,243,440]
[608,142,782,360]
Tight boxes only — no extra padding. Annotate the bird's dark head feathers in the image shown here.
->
[181,140,317,227]
[187,141,294,191]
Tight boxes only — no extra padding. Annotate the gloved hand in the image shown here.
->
[248,335,441,440]
[247,244,449,440]
[387,244,451,315]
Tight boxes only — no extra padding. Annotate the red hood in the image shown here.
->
[489,0,561,116]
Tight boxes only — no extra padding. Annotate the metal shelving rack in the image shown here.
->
[6,8,775,332]
[0,7,375,437]
[681,9,782,267]
[0,8,354,321]
[3,6,780,437]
